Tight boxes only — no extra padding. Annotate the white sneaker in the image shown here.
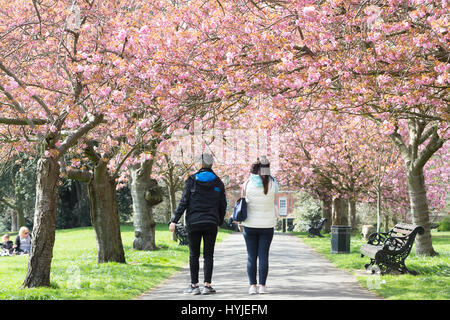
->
[258,285,268,294]
[248,285,258,295]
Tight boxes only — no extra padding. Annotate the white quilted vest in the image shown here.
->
[241,178,277,228]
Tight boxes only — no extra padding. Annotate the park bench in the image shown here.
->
[360,223,424,275]
[308,218,327,238]
[175,223,189,246]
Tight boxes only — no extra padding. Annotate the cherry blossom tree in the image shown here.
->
[213,0,449,256]
[0,0,109,286]
[1,1,447,292]
[322,0,448,256]
[279,111,412,232]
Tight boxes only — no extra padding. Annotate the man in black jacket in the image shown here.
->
[169,153,227,295]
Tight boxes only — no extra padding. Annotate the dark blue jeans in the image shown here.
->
[243,227,274,286]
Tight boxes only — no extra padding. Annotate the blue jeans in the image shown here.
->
[243,227,274,285]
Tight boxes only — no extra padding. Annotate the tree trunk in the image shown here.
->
[129,160,157,251]
[88,161,125,263]
[332,197,348,226]
[16,206,26,229]
[10,209,17,232]
[349,200,357,232]
[168,185,178,241]
[22,157,59,288]
[390,119,441,256]
[384,212,390,233]
[321,197,332,233]
[376,188,382,233]
[169,186,177,221]
[73,181,91,227]
[407,169,438,256]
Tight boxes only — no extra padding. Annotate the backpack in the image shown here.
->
[232,179,250,223]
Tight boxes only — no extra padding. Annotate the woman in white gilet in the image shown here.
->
[241,156,279,294]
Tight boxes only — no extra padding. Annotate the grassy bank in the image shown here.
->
[0,224,232,300]
[293,230,450,300]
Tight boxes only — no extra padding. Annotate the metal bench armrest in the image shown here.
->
[383,235,408,252]
[367,232,389,245]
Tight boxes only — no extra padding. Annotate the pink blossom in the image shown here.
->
[303,6,315,15]
[117,29,128,41]
[5,78,19,91]
[381,120,396,135]
[98,86,112,97]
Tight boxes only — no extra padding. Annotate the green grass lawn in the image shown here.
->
[293,230,450,300]
[0,224,232,300]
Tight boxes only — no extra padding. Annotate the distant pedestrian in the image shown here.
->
[169,153,227,295]
[240,156,279,294]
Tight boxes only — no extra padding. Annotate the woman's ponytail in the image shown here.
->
[260,174,269,195]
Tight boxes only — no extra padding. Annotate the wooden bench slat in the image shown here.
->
[363,245,383,251]
[392,227,413,235]
[394,223,419,231]
[360,244,383,258]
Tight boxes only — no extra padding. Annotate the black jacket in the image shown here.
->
[171,168,227,227]
[1,241,13,254]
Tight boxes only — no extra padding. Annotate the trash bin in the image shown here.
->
[331,225,351,254]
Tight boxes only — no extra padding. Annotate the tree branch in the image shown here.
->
[0,117,49,125]
[415,129,445,171]
[83,140,102,164]
[0,82,26,114]
[389,129,410,161]
[64,167,92,183]
[32,0,42,37]
[418,123,438,145]
[56,113,104,156]
[0,60,54,121]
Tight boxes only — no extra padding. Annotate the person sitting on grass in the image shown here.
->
[13,227,32,254]
[1,234,14,255]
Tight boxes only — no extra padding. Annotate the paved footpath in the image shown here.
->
[137,232,380,300]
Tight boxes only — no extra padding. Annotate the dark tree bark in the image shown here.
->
[406,169,437,256]
[10,209,17,232]
[332,197,349,226]
[349,200,357,232]
[384,211,390,233]
[66,146,126,264]
[168,185,178,242]
[16,206,26,229]
[22,157,59,288]
[390,119,443,256]
[72,180,91,227]
[129,160,163,251]
[321,196,332,233]
[21,113,102,287]
[88,160,125,263]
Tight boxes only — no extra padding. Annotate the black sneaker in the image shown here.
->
[201,285,216,295]
[183,284,201,295]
